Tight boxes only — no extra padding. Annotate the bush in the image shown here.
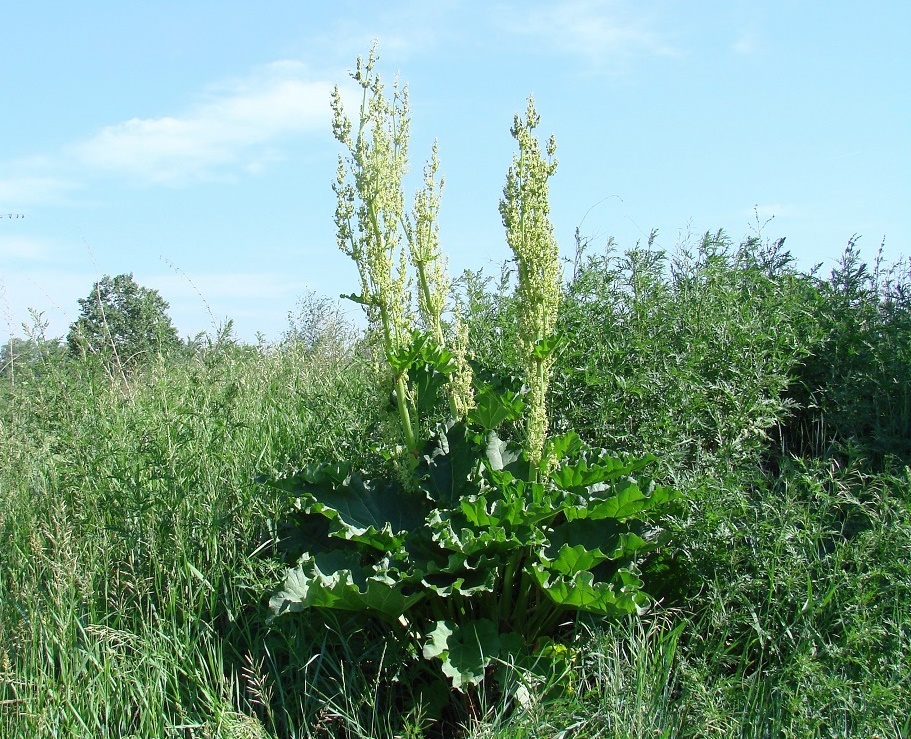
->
[777,239,911,468]
[463,230,821,479]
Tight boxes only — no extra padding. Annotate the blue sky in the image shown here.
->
[2,1,908,343]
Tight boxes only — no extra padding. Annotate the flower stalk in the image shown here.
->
[499,96,561,474]
[331,44,472,451]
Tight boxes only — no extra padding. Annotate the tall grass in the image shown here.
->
[2,235,909,737]
[0,320,392,737]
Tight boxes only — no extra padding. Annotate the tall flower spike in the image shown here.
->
[332,45,411,354]
[499,96,560,472]
[330,44,462,448]
[331,45,416,450]
[408,140,447,345]
[448,307,475,418]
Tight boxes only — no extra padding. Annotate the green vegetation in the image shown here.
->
[2,51,909,737]
[67,272,181,371]
[268,56,677,707]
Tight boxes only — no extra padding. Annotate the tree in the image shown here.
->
[1,335,65,379]
[67,273,181,365]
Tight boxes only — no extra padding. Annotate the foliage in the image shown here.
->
[541,231,821,477]
[270,409,677,691]
[2,44,909,739]
[266,51,678,709]
[67,272,181,369]
[3,228,910,735]
[0,324,384,737]
[777,238,911,468]
[0,335,65,382]
[283,290,358,356]
[660,459,911,737]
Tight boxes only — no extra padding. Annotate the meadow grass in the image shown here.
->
[2,235,909,737]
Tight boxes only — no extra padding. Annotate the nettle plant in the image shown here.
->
[269,48,678,692]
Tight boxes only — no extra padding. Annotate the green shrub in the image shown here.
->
[778,239,911,468]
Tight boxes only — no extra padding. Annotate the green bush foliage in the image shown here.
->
[2,48,910,739]
[67,272,181,371]
[3,232,909,736]
[777,239,911,468]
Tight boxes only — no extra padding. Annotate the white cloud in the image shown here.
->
[0,175,80,206]
[732,32,758,55]
[497,0,677,68]
[73,62,335,185]
[0,235,54,261]
[0,61,338,204]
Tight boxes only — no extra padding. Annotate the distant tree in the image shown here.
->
[1,336,31,373]
[67,273,181,365]
[1,334,65,384]
[283,291,357,353]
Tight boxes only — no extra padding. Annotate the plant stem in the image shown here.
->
[498,553,524,627]
[394,372,417,453]
[512,569,533,632]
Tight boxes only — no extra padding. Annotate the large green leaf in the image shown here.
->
[271,509,336,559]
[530,334,565,361]
[404,331,458,415]
[465,368,526,432]
[484,469,552,517]
[541,431,585,469]
[550,455,629,491]
[423,619,501,689]
[427,508,526,556]
[275,465,425,550]
[421,565,498,597]
[529,562,650,617]
[270,551,424,621]
[468,384,525,431]
[562,478,677,522]
[459,484,542,528]
[482,432,524,474]
[417,421,479,506]
[543,518,654,569]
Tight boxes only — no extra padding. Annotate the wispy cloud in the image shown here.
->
[0,174,81,207]
[496,0,677,69]
[73,62,334,185]
[0,61,337,204]
[0,235,55,261]
[731,26,765,56]
[732,31,759,55]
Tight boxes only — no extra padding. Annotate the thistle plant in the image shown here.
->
[499,96,561,473]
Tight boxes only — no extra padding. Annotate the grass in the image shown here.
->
[2,234,910,737]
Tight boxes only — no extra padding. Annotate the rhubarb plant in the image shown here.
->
[268,47,678,695]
